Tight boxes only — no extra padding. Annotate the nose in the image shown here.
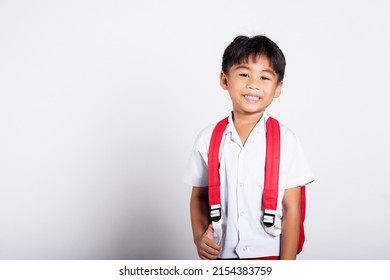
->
[246,77,260,90]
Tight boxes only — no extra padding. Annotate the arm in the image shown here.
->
[190,186,221,259]
[280,186,301,260]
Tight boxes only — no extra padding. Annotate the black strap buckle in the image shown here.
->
[263,212,275,227]
[210,207,221,222]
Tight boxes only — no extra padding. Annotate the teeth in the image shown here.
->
[244,95,259,100]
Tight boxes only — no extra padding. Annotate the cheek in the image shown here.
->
[231,81,245,91]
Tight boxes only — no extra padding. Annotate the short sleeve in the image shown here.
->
[182,124,214,187]
[281,126,315,189]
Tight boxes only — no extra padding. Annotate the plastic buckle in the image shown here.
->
[210,205,221,222]
[263,211,275,227]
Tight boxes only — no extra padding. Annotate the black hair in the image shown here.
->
[222,35,286,82]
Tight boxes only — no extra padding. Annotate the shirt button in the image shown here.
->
[240,211,245,216]
[243,246,248,251]
[239,182,244,188]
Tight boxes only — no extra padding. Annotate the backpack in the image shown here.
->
[207,116,306,254]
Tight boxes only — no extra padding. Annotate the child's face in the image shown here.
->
[220,55,282,118]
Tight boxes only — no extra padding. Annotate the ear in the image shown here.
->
[220,71,229,90]
[274,81,283,99]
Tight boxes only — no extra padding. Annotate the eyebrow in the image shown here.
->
[233,65,276,76]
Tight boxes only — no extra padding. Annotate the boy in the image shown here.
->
[184,35,314,260]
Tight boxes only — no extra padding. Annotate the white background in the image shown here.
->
[0,0,389,260]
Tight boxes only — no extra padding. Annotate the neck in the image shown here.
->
[232,111,264,126]
[232,111,264,145]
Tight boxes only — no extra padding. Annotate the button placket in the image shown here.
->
[237,148,248,242]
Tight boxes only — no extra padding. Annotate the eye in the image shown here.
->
[239,73,249,78]
[261,76,271,80]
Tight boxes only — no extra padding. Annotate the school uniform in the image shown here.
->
[184,111,314,259]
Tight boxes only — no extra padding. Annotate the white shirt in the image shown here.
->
[184,112,314,258]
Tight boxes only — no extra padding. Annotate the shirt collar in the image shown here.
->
[225,111,269,135]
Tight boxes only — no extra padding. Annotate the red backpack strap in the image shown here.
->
[263,117,281,227]
[208,117,229,222]
[263,117,306,254]
[208,117,229,245]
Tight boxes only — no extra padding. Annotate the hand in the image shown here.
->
[195,224,221,260]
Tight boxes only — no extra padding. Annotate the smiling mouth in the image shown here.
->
[243,94,260,102]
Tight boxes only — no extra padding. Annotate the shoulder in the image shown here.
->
[279,122,299,142]
[192,122,218,152]
[269,117,302,148]
[271,118,315,187]
[274,119,310,171]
